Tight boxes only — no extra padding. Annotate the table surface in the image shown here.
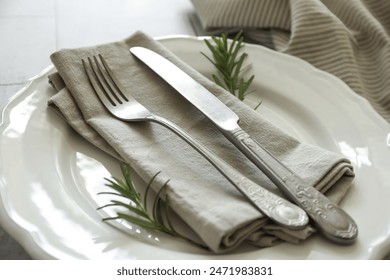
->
[0,0,196,260]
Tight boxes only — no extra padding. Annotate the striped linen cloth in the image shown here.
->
[190,0,390,123]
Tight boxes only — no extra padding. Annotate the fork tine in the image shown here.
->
[92,56,126,105]
[98,54,129,102]
[83,57,117,108]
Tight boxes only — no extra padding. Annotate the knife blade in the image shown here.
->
[130,46,358,244]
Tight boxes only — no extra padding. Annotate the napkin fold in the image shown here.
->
[191,0,390,123]
[47,31,354,253]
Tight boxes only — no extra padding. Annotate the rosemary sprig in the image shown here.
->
[97,162,205,248]
[201,31,255,101]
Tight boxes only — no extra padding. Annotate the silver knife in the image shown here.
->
[130,46,358,244]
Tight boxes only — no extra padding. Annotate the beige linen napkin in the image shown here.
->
[191,0,390,123]
[47,31,354,253]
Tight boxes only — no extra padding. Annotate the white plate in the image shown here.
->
[1,36,390,259]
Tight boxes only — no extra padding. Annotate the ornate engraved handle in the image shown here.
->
[150,115,309,229]
[228,128,358,244]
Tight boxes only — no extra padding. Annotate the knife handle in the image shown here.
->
[228,128,358,244]
[151,115,308,229]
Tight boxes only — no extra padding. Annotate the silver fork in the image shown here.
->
[82,54,309,229]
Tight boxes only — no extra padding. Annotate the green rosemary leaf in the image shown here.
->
[234,54,246,78]
[97,191,124,197]
[103,178,133,199]
[119,163,143,205]
[152,180,170,223]
[108,200,150,219]
[120,163,133,193]
[212,74,224,88]
[228,32,240,53]
[231,35,244,58]
[244,75,255,91]
[163,194,175,232]
[96,203,118,211]
[254,100,263,110]
[143,171,161,213]
[201,51,217,67]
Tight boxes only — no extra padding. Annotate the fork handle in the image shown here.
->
[147,115,308,229]
[226,128,358,244]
